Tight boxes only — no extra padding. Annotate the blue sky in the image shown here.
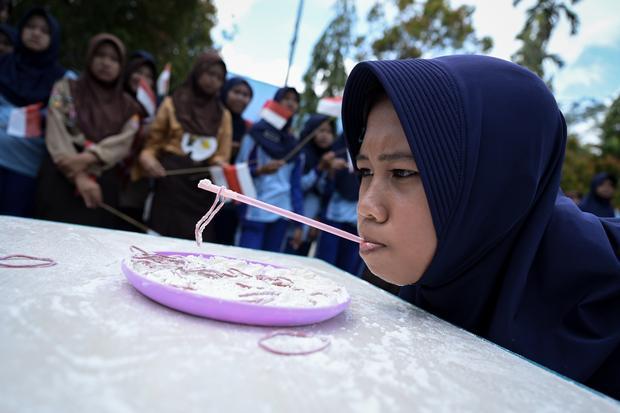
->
[212,0,620,109]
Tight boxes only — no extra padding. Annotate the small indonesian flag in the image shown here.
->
[317,96,342,118]
[208,163,257,199]
[7,103,43,138]
[260,100,293,130]
[136,77,157,117]
[156,63,172,97]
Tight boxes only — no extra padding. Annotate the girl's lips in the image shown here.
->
[359,240,385,254]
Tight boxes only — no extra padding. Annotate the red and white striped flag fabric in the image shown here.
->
[317,96,342,118]
[208,163,257,199]
[7,103,43,138]
[260,99,293,130]
[136,77,157,117]
[156,62,171,97]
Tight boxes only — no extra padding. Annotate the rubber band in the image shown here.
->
[0,254,57,268]
[258,331,331,356]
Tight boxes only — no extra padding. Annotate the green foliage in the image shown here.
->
[359,0,493,59]
[300,0,356,120]
[512,0,580,85]
[600,93,620,158]
[12,0,217,86]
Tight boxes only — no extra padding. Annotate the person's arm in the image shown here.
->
[210,108,232,166]
[136,98,172,178]
[45,80,81,163]
[86,115,139,173]
[290,158,304,217]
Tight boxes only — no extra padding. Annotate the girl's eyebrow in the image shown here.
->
[356,152,415,162]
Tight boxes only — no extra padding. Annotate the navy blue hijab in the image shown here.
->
[342,55,620,398]
[248,87,299,160]
[300,114,332,173]
[221,76,253,143]
[579,172,617,218]
[0,7,65,106]
[0,23,17,47]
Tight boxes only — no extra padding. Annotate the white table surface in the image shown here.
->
[1,215,618,413]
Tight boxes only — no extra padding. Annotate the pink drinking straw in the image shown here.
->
[197,179,363,244]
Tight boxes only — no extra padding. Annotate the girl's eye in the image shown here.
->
[391,169,418,178]
[356,168,372,178]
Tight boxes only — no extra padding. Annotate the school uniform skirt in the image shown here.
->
[148,152,216,241]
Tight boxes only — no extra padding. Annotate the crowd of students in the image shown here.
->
[0,6,362,275]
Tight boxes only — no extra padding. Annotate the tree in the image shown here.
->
[359,0,493,60]
[600,93,620,158]
[512,0,580,85]
[300,0,356,118]
[13,0,217,86]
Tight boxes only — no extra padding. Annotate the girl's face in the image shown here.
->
[197,64,225,96]
[279,91,299,113]
[313,121,334,149]
[21,15,50,52]
[129,64,155,94]
[90,42,121,83]
[226,83,252,114]
[356,96,437,286]
[596,179,615,200]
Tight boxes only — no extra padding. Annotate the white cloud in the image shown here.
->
[555,63,605,95]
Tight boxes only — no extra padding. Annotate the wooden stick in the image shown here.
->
[164,166,213,176]
[100,203,158,235]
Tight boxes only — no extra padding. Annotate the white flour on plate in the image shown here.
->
[128,253,349,308]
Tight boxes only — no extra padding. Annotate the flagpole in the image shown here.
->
[284,0,304,86]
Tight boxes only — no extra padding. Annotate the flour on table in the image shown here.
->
[128,250,349,308]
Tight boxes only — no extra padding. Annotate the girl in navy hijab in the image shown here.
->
[579,172,617,218]
[0,23,16,55]
[341,55,620,399]
[0,7,65,216]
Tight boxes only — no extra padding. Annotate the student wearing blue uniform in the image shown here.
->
[212,76,254,245]
[341,55,620,399]
[0,7,65,216]
[236,87,303,252]
[286,114,338,255]
[315,134,362,275]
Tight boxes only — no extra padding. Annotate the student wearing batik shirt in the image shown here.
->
[212,76,254,245]
[236,87,303,252]
[314,134,362,275]
[118,50,158,230]
[35,34,140,229]
[0,7,65,216]
[341,55,620,399]
[0,23,16,55]
[137,51,232,240]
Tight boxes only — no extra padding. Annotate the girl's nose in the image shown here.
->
[357,179,388,223]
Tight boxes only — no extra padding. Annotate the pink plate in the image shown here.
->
[121,251,350,326]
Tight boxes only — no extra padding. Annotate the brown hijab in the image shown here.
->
[69,33,140,143]
[171,51,226,136]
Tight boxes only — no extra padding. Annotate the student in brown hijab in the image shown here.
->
[35,33,140,228]
[137,51,232,240]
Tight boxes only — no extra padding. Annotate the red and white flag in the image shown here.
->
[317,96,342,118]
[7,103,43,138]
[208,163,257,199]
[136,77,157,117]
[260,100,293,130]
[156,62,172,97]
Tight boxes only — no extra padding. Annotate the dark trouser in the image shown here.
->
[0,165,36,217]
[238,218,288,252]
[316,220,362,276]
